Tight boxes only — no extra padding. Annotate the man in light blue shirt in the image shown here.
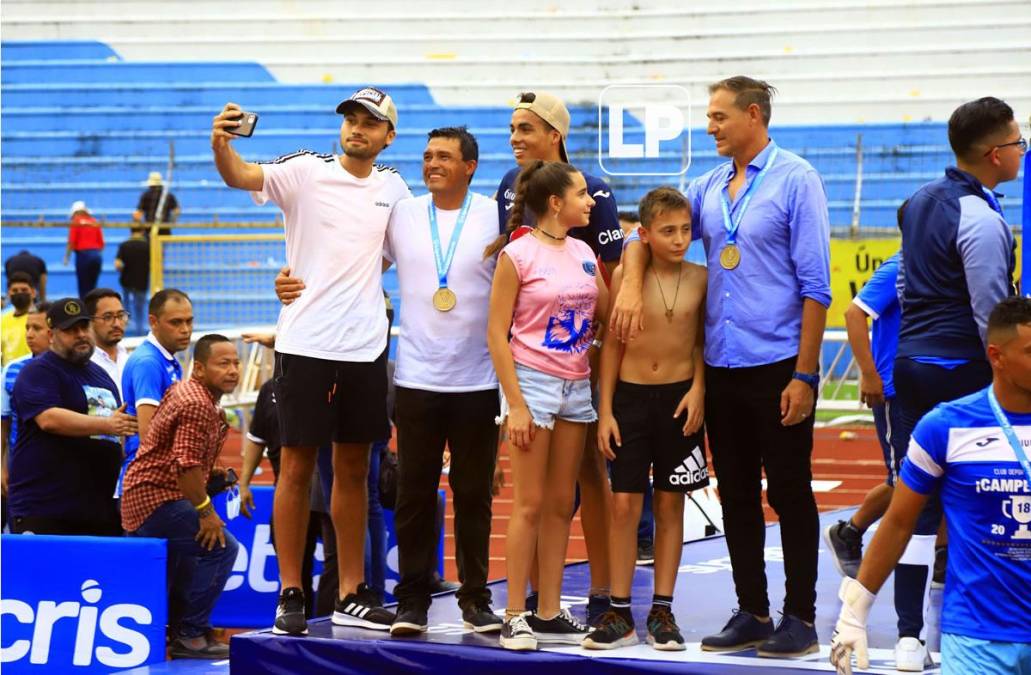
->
[119,289,192,497]
[615,76,831,658]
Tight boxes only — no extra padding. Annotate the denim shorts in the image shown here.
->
[496,363,597,430]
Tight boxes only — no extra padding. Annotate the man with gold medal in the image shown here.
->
[614,76,831,659]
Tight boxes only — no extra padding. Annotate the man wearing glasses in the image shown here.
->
[86,288,131,399]
[848,96,1024,671]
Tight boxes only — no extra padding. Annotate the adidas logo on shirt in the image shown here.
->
[669,447,708,486]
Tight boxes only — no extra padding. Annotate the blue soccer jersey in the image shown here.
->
[900,386,1031,643]
[118,336,182,496]
[853,253,900,398]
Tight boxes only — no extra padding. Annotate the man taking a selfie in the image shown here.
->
[211,87,411,636]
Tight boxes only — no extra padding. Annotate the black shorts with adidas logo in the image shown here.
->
[610,379,710,494]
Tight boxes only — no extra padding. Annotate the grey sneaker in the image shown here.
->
[823,520,863,578]
[462,604,503,633]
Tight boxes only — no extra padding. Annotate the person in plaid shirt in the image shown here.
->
[121,334,241,659]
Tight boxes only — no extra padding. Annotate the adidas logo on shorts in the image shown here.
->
[669,447,708,486]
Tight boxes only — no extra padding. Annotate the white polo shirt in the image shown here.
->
[384,192,498,392]
[253,151,411,362]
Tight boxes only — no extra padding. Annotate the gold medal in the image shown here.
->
[432,287,457,312]
[720,244,741,270]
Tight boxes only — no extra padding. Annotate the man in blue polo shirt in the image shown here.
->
[832,296,1031,675]
[616,75,831,657]
[887,96,1023,668]
[8,298,137,535]
[825,250,901,579]
[495,90,625,624]
[119,288,193,496]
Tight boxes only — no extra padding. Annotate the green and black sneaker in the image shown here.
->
[581,610,638,650]
[646,606,686,651]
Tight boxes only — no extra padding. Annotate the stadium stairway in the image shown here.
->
[4,0,1030,119]
[1,18,1026,320]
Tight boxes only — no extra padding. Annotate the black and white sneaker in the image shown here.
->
[636,540,656,566]
[527,608,592,645]
[332,583,396,630]
[500,612,536,651]
[272,587,308,635]
[390,605,428,636]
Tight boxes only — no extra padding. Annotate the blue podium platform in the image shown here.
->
[118,508,943,674]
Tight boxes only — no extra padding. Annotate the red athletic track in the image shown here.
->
[220,425,883,584]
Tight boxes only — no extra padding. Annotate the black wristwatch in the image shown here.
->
[792,370,820,390]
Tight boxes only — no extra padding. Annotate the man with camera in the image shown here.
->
[211,87,411,636]
[121,334,242,659]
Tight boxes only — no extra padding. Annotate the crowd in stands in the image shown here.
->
[0,75,1026,672]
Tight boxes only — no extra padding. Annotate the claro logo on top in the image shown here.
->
[0,579,153,669]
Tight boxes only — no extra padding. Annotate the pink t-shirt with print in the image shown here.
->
[502,233,599,380]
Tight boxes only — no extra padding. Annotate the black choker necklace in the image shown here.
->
[536,227,567,241]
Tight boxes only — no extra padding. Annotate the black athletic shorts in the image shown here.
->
[610,379,710,493]
[273,349,390,447]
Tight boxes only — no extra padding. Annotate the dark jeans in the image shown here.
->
[706,356,819,623]
[123,286,147,337]
[74,249,102,299]
[890,357,990,638]
[393,387,498,610]
[130,499,240,639]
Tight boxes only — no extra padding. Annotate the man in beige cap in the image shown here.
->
[133,171,179,236]
[494,90,624,629]
[210,86,411,637]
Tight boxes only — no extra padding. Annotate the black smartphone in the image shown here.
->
[228,111,259,137]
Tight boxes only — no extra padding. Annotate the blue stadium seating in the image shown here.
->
[1,39,1024,327]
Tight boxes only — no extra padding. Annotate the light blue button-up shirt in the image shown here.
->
[627,140,831,368]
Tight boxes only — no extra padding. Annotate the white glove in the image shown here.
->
[830,577,875,674]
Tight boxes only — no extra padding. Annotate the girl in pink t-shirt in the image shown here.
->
[486,160,609,650]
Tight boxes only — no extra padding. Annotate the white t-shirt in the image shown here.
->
[253,151,411,361]
[384,192,499,392]
[89,342,129,399]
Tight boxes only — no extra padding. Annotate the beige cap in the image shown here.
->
[147,172,163,187]
[336,87,398,129]
[514,91,570,162]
